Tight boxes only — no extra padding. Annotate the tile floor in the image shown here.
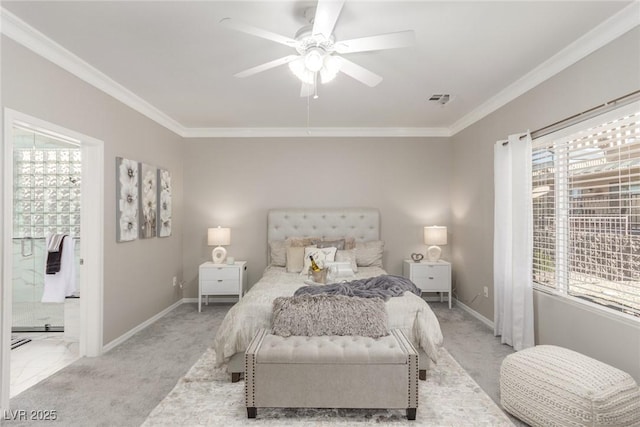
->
[10,333,79,398]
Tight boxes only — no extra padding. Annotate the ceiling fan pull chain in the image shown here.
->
[313,72,319,99]
[307,89,310,131]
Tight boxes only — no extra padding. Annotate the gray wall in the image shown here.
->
[1,37,185,344]
[182,137,452,297]
[450,27,640,380]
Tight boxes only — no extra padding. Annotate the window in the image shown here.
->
[532,102,640,318]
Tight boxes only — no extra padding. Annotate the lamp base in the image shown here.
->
[426,245,442,262]
[212,246,227,264]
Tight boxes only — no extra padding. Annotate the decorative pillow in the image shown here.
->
[317,239,345,250]
[269,240,287,267]
[272,295,389,338]
[300,246,337,276]
[286,236,321,247]
[343,236,357,250]
[335,249,358,272]
[286,246,308,273]
[355,240,384,267]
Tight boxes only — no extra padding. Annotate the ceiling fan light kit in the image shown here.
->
[304,48,324,72]
[288,52,340,85]
[220,0,415,98]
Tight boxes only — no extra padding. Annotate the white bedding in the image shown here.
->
[213,266,444,367]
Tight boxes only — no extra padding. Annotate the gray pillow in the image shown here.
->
[271,295,389,338]
[317,239,345,250]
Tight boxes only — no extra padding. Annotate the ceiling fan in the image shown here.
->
[220,0,415,98]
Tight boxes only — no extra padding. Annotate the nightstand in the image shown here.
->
[403,259,452,309]
[198,261,247,312]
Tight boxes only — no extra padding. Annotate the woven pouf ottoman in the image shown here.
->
[500,345,640,427]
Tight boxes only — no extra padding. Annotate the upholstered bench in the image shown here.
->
[245,328,419,420]
[500,345,640,426]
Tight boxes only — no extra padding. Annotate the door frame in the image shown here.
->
[1,108,104,411]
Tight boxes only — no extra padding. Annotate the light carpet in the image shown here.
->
[143,347,514,426]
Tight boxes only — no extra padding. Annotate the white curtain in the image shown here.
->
[493,133,535,351]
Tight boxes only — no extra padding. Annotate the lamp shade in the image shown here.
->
[424,226,447,246]
[208,227,230,246]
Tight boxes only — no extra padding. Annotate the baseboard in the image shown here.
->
[455,299,495,330]
[422,296,451,303]
[103,298,183,353]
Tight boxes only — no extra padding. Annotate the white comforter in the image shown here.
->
[213,266,444,366]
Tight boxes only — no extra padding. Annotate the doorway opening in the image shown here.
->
[10,125,82,396]
[1,109,104,409]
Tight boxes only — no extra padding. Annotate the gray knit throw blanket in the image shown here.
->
[294,274,421,301]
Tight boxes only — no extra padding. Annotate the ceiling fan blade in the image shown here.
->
[220,18,297,48]
[334,30,416,54]
[300,82,315,97]
[312,0,345,39]
[234,55,299,78]
[335,57,383,87]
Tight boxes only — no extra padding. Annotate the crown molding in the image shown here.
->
[2,3,638,140]
[181,126,451,138]
[0,8,185,136]
[449,1,640,136]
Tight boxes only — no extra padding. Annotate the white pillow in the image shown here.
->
[300,246,337,276]
[355,241,384,267]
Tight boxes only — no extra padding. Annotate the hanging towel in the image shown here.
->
[42,235,77,303]
[46,234,66,274]
[47,233,65,252]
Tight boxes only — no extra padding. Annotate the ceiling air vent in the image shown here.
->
[429,94,451,105]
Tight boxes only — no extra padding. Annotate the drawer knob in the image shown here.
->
[429,277,434,280]
[217,279,223,282]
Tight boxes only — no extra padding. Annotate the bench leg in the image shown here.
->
[247,407,256,418]
[407,408,416,420]
[231,372,242,382]
[419,369,426,380]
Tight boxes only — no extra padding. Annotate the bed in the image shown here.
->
[213,208,444,381]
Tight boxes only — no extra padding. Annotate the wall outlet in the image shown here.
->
[483,286,489,298]
[172,276,178,287]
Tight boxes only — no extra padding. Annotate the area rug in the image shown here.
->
[143,347,514,426]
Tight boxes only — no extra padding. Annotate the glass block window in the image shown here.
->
[14,148,82,238]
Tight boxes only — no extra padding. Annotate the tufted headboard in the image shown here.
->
[267,208,380,243]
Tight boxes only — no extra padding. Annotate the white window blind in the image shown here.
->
[532,102,640,318]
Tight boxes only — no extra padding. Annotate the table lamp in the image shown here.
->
[424,226,447,262]
[208,226,231,264]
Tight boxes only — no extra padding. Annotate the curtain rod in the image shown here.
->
[523,90,640,140]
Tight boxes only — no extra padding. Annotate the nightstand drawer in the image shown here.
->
[200,266,239,281]
[413,275,447,291]
[201,279,239,295]
[411,264,448,279]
